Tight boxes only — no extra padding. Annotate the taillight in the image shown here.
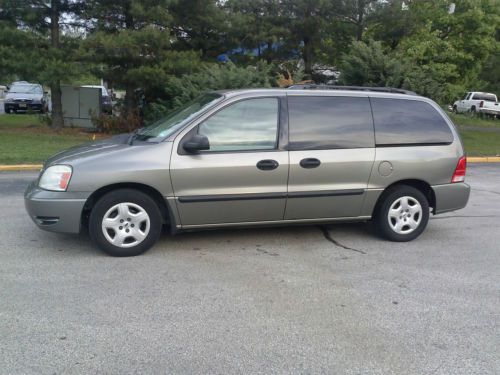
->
[479,100,484,108]
[451,156,467,183]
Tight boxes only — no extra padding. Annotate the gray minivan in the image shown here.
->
[25,86,470,256]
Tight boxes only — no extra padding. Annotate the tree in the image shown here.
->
[169,0,228,59]
[0,0,86,129]
[226,0,289,64]
[83,0,200,114]
[340,39,403,87]
[281,0,343,75]
[339,0,378,41]
[366,0,413,49]
[396,0,500,103]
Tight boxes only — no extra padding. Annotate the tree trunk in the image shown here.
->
[124,83,136,116]
[356,2,364,41]
[303,37,313,76]
[266,40,273,64]
[50,81,64,129]
[50,0,64,130]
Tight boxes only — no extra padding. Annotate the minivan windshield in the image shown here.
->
[9,84,42,94]
[133,93,223,143]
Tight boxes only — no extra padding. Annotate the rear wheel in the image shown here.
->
[374,185,430,242]
[89,189,163,256]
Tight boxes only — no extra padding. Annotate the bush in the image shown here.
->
[340,39,404,87]
[91,111,142,133]
[143,61,276,122]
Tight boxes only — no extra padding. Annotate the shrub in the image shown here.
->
[143,61,276,122]
[91,111,142,133]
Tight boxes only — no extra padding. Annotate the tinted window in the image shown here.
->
[198,98,279,152]
[288,96,374,150]
[472,93,497,102]
[371,98,453,145]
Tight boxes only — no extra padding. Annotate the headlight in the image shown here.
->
[38,165,72,191]
[5,98,13,102]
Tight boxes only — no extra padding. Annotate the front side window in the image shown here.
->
[134,93,223,142]
[288,96,374,150]
[198,98,279,152]
[371,98,454,145]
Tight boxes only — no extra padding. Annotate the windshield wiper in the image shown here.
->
[127,128,143,145]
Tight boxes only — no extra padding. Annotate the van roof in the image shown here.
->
[216,86,421,101]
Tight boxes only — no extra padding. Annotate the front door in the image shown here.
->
[170,96,288,226]
[284,95,375,220]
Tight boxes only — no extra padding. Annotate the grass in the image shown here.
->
[0,112,499,164]
[447,112,500,156]
[0,114,100,164]
[460,130,500,156]
[448,112,500,128]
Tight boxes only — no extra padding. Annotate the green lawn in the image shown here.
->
[0,114,95,164]
[460,130,500,157]
[449,112,500,128]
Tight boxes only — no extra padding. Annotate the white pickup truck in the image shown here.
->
[452,92,500,118]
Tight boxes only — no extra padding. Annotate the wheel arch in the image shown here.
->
[373,179,436,216]
[81,183,172,229]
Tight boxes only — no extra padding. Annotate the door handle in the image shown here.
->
[256,159,279,171]
[300,158,321,169]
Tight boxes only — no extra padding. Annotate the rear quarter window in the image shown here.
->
[288,96,374,150]
[371,98,454,146]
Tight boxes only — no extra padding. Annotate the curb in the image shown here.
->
[0,164,43,171]
[467,157,500,163]
[0,157,499,172]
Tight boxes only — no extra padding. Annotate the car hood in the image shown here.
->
[44,134,131,167]
[6,92,43,101]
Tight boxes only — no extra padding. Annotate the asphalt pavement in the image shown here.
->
[0,165,499,374]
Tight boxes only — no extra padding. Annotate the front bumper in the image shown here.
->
[432,182,471,214]
[24,181,89,234]
[5,102,44,112]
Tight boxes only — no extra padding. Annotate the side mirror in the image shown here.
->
[183,134,210,153]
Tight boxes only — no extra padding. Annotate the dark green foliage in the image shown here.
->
[340,39,403,87]
[144,61,275,121]
[0,0,499,122]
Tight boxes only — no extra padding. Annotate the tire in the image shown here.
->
[469,106,476,117]
[5,108,11,114]
[374,185,430,242]
[452,105,457,113]
[89,189,163,256]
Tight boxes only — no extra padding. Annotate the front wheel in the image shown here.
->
[374,185,430,242]
[89,189,163,256]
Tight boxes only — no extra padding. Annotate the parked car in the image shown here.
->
[4,82,47,113]
[452,91,500,118]
[25,86,470,257]
[82,85,113,114]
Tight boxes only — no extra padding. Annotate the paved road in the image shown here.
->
[1,165,499,374]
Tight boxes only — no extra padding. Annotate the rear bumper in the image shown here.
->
[478,108,500,116]
[432,182,471,214]
[24,181,88,234]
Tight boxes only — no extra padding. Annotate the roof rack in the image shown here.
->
[286,84,417,95]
